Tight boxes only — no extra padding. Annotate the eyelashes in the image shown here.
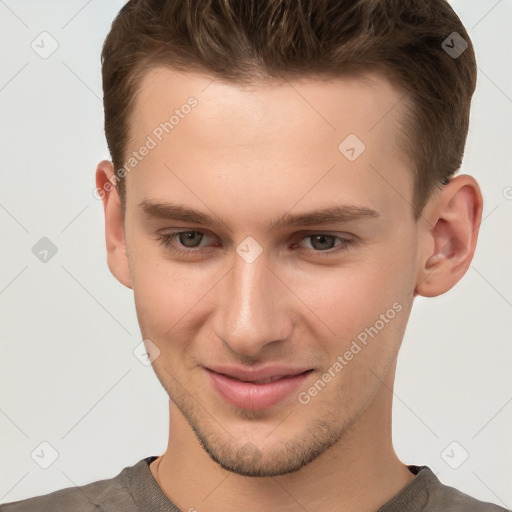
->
[156,230,356,258]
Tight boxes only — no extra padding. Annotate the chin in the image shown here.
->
[189,413,343,477]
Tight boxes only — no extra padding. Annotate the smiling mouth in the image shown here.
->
[205,368,314,410]
[220,371,311,384]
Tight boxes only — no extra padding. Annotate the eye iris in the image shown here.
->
[179,231,203,248]
[311,234,336,251]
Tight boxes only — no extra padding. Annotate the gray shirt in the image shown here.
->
[0,456,508,511]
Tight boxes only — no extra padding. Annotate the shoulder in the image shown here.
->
[421,467,510,512]
[0,460,141,512]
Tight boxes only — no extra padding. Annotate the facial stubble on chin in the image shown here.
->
[168,385,354,478]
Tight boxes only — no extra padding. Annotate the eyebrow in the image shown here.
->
[139,199,380,230]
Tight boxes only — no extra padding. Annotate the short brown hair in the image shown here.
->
[101,0,477,219]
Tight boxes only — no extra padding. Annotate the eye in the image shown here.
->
[157,230,212,255]
[295,232,355,255]
[156,230,356,257]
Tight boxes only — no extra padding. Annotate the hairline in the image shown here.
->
[117,60,418,219]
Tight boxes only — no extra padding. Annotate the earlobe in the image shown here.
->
[415,175,483,298]
[95,160,133,289]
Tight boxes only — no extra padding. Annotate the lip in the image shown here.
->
[205,366,314,410]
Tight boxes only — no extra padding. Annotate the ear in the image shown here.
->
[415,174,483,297]
[95,160,132,289]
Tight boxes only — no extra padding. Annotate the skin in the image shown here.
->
[96,67,482,512]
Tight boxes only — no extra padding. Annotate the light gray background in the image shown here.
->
[1,0,511,507]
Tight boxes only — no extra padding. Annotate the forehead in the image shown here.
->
[132,66,408,141]
[125,66,413,221]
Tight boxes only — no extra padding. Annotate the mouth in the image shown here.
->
[219,373,303,384]
[204,367,314,410]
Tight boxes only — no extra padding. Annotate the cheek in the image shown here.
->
[128,243,210,340]
[291,242,416,348]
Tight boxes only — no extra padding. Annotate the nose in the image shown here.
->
[213,249,292,358]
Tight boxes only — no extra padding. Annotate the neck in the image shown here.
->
[151,363,414,512]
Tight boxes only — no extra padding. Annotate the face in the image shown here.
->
[114,67,422,477]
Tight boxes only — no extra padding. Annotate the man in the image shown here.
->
[1,0,508,511]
